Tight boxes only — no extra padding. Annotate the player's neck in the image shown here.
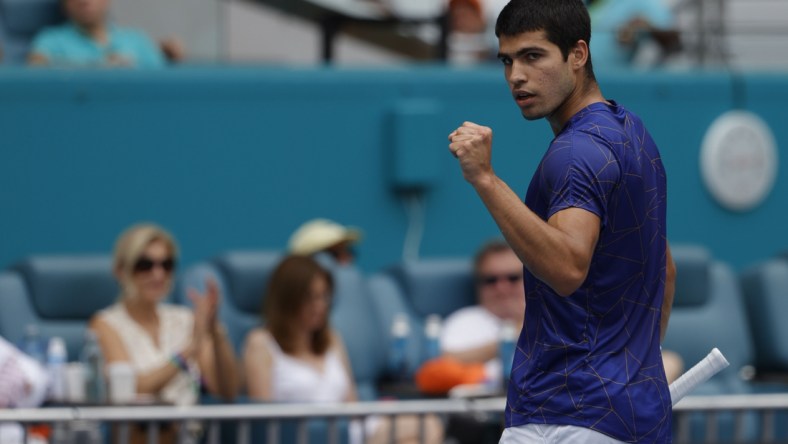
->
[548,79,606,135]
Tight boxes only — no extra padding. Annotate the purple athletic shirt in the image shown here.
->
[505,101,672,443]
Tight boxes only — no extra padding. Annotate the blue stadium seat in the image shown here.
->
[367,258,475,379]
[179,250,282,355]
[740,257,788,375]
[316,253,388,401]
[663,244,757,442]
[739,257,788,440]
[0,255,118,360]
[0,0,64,65]
[663,244,754,394]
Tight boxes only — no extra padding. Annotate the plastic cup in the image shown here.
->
[65,362,86,403]
[107,362,136,404]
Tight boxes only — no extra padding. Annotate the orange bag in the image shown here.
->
[414,356,486,395]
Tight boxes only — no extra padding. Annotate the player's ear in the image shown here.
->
[570,40,589,71]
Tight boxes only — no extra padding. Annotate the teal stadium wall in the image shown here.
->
[0,67,785,273]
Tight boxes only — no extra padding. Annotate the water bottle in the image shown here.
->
[20,323,47,365]
[388,312,411,381]
[498,320,518,392]
[80,330,106,404]
[46,336,68,403]
[423,314,442,363]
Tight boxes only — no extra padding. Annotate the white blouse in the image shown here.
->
[262,332,351,403]
[97,303,199,406]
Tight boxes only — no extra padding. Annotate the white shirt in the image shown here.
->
[97,303,199,406]
[261,333,351,403]
[440,305,504,383]
[258,332,378,444]
[0,337,49,444]
[0,336,48,408]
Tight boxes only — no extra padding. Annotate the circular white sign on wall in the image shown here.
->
[700,110,778,212]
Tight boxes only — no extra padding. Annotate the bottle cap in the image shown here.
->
[499,320,518,342]
[424,314,442,338]
[25,323,40,337]
[391,313,411,337]
[48,336,67,360]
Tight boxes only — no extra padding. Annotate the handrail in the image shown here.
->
[673,393,788,411]
[0,397,503,424]
[5,393,788,423]
[4,394,788,444]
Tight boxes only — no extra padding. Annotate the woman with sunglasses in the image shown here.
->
[89,223,239,444]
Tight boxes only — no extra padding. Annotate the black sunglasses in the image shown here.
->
[478,273,523,286]
[133,256,176,273]
[326,244,357,261]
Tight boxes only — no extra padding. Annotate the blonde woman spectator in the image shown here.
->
[89,223,238,444]
[243,255,444,444]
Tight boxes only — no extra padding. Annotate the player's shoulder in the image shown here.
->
[560,101,645,147]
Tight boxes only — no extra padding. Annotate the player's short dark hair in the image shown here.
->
[495,0,595,80]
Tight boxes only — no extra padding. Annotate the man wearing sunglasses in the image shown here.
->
[439,240,525,386]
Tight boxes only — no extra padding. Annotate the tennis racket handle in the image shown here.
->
[669,348,730,406]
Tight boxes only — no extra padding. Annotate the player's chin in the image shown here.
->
[519,108,545,121]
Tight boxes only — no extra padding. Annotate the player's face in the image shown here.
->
[498,30,578,123]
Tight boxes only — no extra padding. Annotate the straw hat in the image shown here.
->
[288,219,362,256]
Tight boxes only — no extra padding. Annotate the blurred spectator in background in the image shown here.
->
[411,240,523,444]
[0,336,49,408]
[0,336,49,444]
[440,240,524,387]
[27,0,183,67]
[447,0,508,64]
[447,0,488,63]
[288,218,362,265]
[449,0,486,35]
[90,223,239,444]
[587,0,681,69]
[243,255,444,444]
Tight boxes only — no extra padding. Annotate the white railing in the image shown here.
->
[0,397,501,444]
[2,394,788,444]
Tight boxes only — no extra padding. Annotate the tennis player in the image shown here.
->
[448,0,676,442]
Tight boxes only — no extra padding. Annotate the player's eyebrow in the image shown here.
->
[498,46,547,60]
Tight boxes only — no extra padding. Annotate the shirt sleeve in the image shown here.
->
[539,129,622,225]
[130,30,166,68]
[29,28,58,58]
